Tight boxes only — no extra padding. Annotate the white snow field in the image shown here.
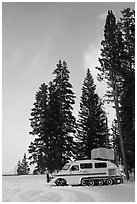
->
[2,175,135,202]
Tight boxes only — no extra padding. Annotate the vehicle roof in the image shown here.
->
[67,159,109,165]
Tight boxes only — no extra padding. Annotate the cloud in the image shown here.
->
[98,11,108,21]
[83,41,106,97]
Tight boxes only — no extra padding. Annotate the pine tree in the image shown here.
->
[21,153,30,175]
[28,83,53,173]
[16,154,30,175]
[96,10,133,178]
[51,60,76,169]
[76,69,107,159]
[28,61,76,172]
[118,8,135,172]
[118,8,135,73]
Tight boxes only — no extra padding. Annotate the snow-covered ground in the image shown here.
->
[2,175,135,202]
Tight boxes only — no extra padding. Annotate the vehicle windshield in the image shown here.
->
[62,164,70,170]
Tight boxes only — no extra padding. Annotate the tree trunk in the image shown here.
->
[106,117,108,148]
[112,78,129,180]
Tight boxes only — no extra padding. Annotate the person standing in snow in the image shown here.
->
[45,170,50,183]
[46,172,50,183]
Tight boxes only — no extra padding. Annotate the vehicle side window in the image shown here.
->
[80,163,92,169]
[62,164,70,170]
[95,162,107,168]
[70,165,79,171]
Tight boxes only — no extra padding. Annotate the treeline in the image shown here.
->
[16,8,134,176]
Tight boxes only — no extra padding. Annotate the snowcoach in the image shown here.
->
[50,159,123,186]
[50,148,124,186]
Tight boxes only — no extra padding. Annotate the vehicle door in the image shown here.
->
[80,163,93,175]
[68,165,80,185]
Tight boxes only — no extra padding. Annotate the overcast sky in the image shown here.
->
[2,2,134,173]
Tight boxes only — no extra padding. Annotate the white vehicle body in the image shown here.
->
[51,159,123,186]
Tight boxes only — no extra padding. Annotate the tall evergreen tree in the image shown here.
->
[76,69,107,159]
[96,10,128,175]
[118,8,135,73]
[28,83,53,173]
[51,60,76,169]
[118,8,135,172]
[28,61,76,172]
[96,9,135,178]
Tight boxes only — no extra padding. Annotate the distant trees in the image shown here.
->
[76,69,108,159]
[16,153,30,175]
[16,160,22,175]
[21,153,30,175]
[28,60,76,173]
